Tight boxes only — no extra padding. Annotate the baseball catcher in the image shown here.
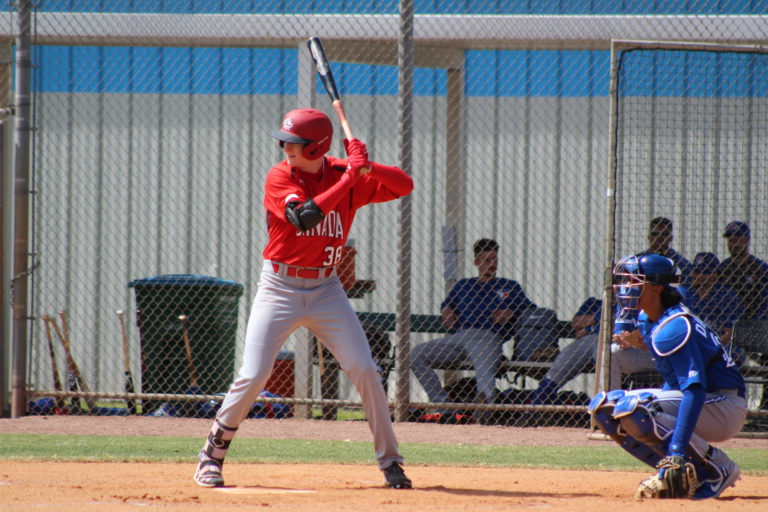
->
[590,254,746,500]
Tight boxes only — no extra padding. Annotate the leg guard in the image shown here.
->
[201,419,238,463]
[589,390,664,469]
[614,393,741,498]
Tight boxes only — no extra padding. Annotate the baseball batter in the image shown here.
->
[194,108,413,489]
[590,254,746,500]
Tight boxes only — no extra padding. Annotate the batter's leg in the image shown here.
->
[305,280,404,472]
[195,264,303,487]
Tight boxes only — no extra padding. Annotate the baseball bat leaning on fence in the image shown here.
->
[179,315,202,392]
[117,310,136,414]
[55,310,95,411]
[42,316,66,413]
[306,36,370,173]
[46,314,83,412]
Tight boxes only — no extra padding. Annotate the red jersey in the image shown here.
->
[263,155,412,267]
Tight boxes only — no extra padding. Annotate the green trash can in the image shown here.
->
[128,274,244,415]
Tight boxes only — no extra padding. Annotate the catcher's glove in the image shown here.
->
[635,455,698,499]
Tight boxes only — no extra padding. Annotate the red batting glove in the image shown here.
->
[345,151,368,182]
[343,138,369,162]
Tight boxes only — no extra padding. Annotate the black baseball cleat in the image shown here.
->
[194,454,224,488]
[383,462,412,489]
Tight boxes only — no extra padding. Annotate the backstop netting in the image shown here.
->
[600,41,768,428]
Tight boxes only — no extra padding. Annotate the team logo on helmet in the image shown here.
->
[283,118,294,131]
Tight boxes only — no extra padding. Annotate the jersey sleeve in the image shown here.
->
[441,280,465,311]
[502,281,534,313]
[264,165,305,223]
[349,162,413,209]
[576,297,601,317]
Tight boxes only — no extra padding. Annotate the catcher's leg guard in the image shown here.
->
[614,392,732,490]
[589,390,664,468]
[614,393,669,448]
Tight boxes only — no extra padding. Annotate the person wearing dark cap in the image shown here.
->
[680,252,744,345]
[637,217,692,278]
[718,222,768,320]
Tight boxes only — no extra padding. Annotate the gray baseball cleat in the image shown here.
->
[194,452,224,488]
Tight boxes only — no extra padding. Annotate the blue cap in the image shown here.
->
[692,252,720,274]
[723,221,750,238]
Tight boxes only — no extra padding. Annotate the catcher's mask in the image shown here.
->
[272,108,333,160]
[613,254,678,323]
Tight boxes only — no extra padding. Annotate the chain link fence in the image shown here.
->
[1,2,765,429]
[601,40,768,431]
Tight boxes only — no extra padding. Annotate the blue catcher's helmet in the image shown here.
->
[613,254,679,329]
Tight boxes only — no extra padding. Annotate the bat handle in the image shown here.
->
[333,100,370,175]
[333,100,354,140]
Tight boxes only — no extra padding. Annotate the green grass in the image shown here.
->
[1,433,767,474]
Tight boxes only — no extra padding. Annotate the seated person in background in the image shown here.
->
[637,217,692,280]
[530,292,659,406]
[718,221,768,320]
[680,252,743,346]
[410,238,535,423]
[529,296,602,405]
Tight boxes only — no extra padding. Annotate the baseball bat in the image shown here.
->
[179,315,199,389]
[48,314,82,412]
[117,310,136,414]
[306,37,371,172]
[56,310,94,411]
[317,338,326,376]
[306,37,354,139]
[42,315,65,412]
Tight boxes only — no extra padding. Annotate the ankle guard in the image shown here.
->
[202,419,238,462]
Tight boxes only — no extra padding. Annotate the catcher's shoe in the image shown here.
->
[693,459,741,500]
[635,473,668,499]
[383,462,412,489]
[635,455,697,499]
[194,453,224,488]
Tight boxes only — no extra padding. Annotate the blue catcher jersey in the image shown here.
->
[638,304,745,395]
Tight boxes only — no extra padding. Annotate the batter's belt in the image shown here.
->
[271,261,335,279]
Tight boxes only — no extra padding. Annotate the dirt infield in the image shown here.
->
[2,416,768,511]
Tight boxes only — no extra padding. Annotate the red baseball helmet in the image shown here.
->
[272,108,333,159]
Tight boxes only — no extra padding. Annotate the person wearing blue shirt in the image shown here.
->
[411,238,535,423]
[590,254,746,500]
[680,252,744,346]
[718,221,768,320]
[528,297,602,406]
[637,217,692,280]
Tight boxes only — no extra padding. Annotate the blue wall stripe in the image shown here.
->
[37,46,618,97]
[36,46,768,97]
[24,0,767,15]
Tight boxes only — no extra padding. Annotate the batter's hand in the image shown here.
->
[345,151,370,181]
[343,138,369,160]
[613,330,646,351]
